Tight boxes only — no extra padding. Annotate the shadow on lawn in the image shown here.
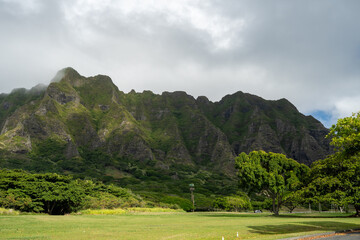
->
[201,213,272,218]
[276,213,354,219]
[247,221,360,235]
[202,213,354,219]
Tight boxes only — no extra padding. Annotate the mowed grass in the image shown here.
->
[0,212,359,240]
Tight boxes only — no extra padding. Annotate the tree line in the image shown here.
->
[0,169,144,215]
[236,112,360,216]
[1,112,358,215]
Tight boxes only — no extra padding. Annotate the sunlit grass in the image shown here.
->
[0,212,358,240]
[76,207,184,215]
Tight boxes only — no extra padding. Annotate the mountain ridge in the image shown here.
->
[0,68,331,195]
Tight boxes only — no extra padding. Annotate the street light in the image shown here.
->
[189,183,195,212]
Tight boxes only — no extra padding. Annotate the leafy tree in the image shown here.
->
[283,190,304,213]
[213,194,251,212]
[306,152,360,215]
[0,169,145,214]
[305,112,360,216]
[235,150,309,215]
[328,112,360,157]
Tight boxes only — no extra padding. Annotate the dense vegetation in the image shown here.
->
[0,68,358,216]
[0,68,331,201]
[235,112,360,216]
[0,169,145,214]
[304,112,360,216]
[0,85,46,130]
[0,168,252,214]
[235,151,309,215]
[1,109,359,215]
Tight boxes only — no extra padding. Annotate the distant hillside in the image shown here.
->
[0,68,331,200]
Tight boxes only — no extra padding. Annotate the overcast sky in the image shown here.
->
[1,0,360,127]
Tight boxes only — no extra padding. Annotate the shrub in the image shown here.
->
[213,195,252,212]
[79,208,126,215]
[0,207,20,215]
[125,207,184,213]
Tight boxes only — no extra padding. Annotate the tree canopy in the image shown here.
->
[305,112,360,216]
[0,169,143,214]
[235,150,309,215]
[327,112,360,157]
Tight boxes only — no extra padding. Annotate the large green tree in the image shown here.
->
[0,169,142,214]
[328,112,360,157]
[235,150,309,215]
[306,112,360,216]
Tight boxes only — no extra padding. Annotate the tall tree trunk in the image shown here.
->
[272,197,279,215]
[277,195,282,215]
[49,201,56,215]
[355,205,360,217]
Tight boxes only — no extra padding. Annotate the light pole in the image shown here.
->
[189,183,195,212]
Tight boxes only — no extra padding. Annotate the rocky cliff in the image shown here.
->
[0,68,331,186]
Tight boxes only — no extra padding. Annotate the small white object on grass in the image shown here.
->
[222,237,224,240]
[237,232,239,237]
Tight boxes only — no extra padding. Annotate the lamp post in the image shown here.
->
[189,183,195,212]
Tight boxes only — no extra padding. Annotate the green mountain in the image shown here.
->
[0,68,331,202]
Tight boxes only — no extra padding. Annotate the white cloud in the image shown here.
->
[0,0,359,127]
[60,0,246,50]
[333,96,360,120]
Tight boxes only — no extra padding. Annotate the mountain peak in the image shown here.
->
[51,67,81,83]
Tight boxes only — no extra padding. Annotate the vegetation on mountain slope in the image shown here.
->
[0,68,333,209]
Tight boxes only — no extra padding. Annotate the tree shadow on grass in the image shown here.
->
[201,213,272,218]
[202,213,354,219]
[276,213,354,219]
[247,221,360,235]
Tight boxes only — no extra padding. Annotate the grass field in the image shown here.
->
[0,212,359,240]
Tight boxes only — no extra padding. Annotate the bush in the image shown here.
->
[251,199,272,211]
[82,192,143,209]
[160,195,193,211]
[0,169,146,215]
[125,207,184,213]
[213,195,252,212]
[79,208,126,215]
[77,207,184,215]
[0,207,20,215]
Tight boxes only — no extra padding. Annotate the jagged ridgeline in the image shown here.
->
[0,68,331,196]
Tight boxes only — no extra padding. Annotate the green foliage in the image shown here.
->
[305,112,360,216]
[0,169,85,214]
[31,138,67,163]
[1,70,332,213]
[83,192,142,210]
[283,190,304,213]
[251,199,273,211]
[305,153,360,215]
[159,195,193,211]
[0,169,144,215]
[125,207,184,213]
[235,151,309,215]
[139,192,193,211]
[0,87,45,129]
[73,75,117,108]
[327,112,360,157]
[213,194,252,212]
[79,208,126,215]
[0,207,20,215]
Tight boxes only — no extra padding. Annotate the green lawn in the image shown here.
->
[0,212,359,240]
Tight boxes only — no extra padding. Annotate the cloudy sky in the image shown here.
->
[1,0,360,127]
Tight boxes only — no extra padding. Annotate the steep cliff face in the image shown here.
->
[122,90,235,173]
[0,68,331,179]
[197,92,331,165]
